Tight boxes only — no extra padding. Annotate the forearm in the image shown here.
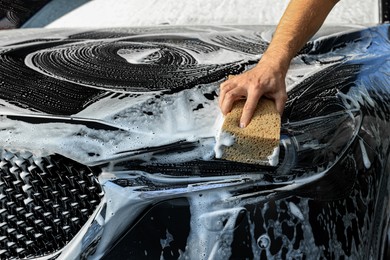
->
[262,0,339,71]
[218,0,339,124]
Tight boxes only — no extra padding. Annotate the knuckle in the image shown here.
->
[218,88,226,96]
[249,82,262,92]
[243,103,255,112]
[225,92,237,100]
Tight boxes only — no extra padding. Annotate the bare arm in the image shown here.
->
[219,0,339,127]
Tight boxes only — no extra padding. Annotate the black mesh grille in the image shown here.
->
[0,150,103,259]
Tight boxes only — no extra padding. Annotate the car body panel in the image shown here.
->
[0,24,389,259]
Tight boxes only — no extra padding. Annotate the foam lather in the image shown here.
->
[217,98,281,166]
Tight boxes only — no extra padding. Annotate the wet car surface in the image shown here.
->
[0,24,389,259]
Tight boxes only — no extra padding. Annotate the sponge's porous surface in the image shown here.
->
[221,98,281,165]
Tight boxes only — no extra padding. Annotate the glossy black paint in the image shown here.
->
[101,25,390,259]
[0,25,389,259]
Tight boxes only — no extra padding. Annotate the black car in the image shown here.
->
[0,23,389,259]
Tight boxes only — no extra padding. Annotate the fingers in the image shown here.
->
[240,89,262,128]
[218,81,231,109]
[219,74,263,127]
[271,81,287,116]
[274,93,287,116]
[218,69,288,127]
[219,80,245,115]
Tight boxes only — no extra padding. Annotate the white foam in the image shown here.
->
[213,110,235,159]
[267,146,280,166]
[182,190,244,260]
[117,48,161,64]
[0,83,225,164]
[214,131,235,159]
[0,24,342,167]
[90,181,153,258]
[359,138,371,169]
[289,202,304,221]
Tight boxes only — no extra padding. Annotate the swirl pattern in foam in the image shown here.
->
[0,25,390,259]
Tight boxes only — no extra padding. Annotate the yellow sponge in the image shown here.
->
[216,98,281,166]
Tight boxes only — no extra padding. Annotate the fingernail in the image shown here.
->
[240,122,246,128]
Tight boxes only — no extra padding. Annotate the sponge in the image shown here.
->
[215,98,281,166]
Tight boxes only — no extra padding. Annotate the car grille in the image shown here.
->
[0,149,103,259]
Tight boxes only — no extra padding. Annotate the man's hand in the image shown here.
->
[218,55,288,128]
[218,0,339,128]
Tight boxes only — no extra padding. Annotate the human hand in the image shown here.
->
[218,56,288,128]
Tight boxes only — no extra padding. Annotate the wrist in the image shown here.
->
[258,48,291,76]
[266,43,293,64]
